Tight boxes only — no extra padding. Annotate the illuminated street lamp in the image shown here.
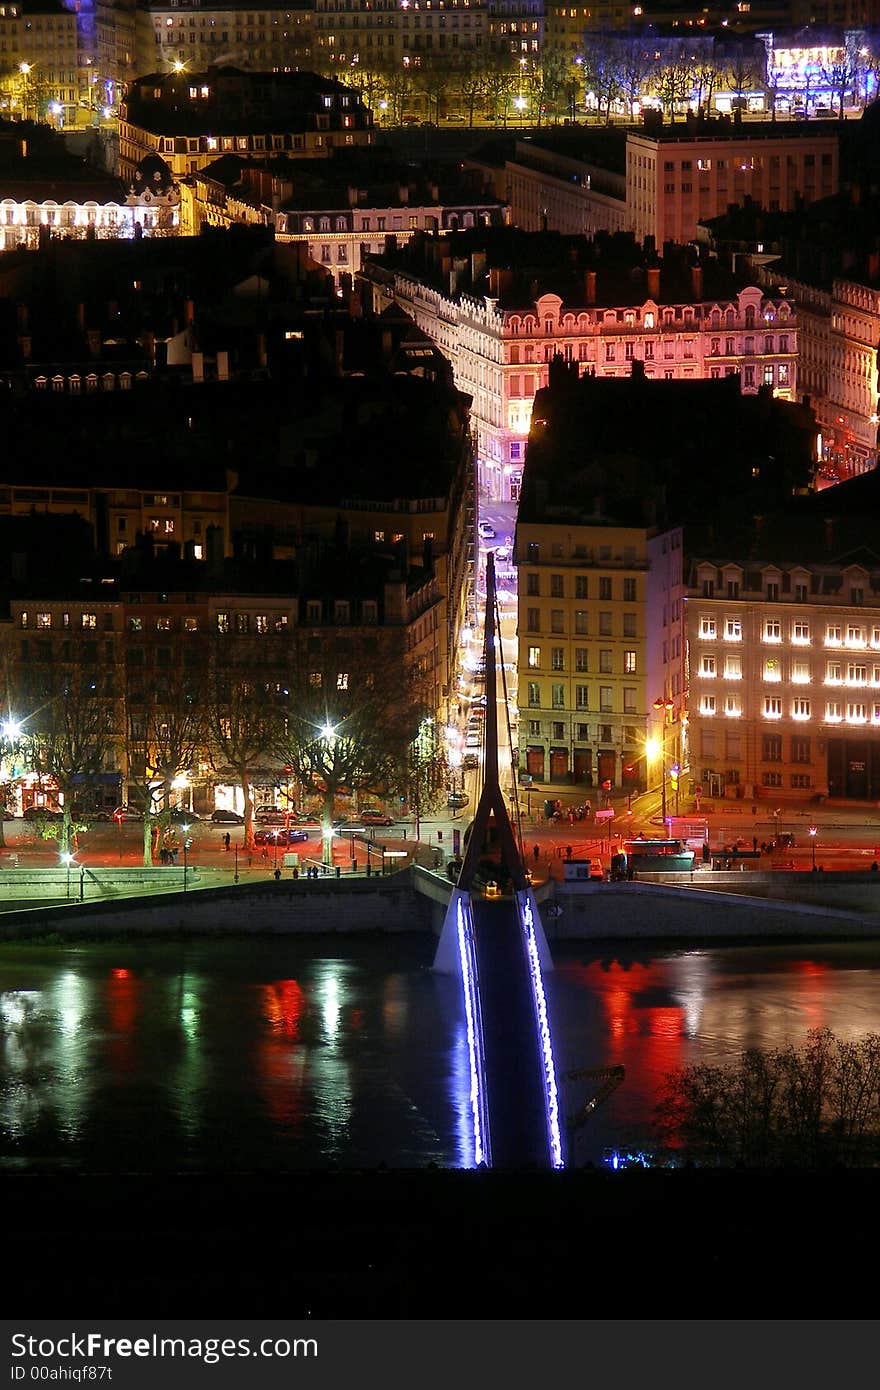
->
[809,824,818,870]
[60,850,73,899]
[652,697,675,826]
[181,822,189,891]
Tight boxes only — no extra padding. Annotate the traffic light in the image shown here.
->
[669,763,680,792]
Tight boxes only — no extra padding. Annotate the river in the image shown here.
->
[2,935,879,1170]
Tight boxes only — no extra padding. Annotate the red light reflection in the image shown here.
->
[256,979,307,1129]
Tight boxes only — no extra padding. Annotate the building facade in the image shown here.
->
[627,124,839,247]
[142,1,314,79]
[687,553,880,802]
[118,68,374,180]
[362,250,798,500]
[515,516,684,795]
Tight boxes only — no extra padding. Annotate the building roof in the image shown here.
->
[121,68,371,138]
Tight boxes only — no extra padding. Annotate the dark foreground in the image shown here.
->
[6,1168,878,1317]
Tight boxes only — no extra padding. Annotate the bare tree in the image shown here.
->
[455,51,486,127]
[28,678,117,855]
[483,51,517,126]
[655,1028,880,1167]
[617,38,656,118]
[277,640,417,865]
[417,53,455,124]
[652,50,693,122]
[203,637,284,851]
[125,662,206,866]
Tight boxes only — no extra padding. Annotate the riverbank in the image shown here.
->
[0,867,877,944]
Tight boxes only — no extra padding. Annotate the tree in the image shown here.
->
[417,53,455,124]
[584,39,624,123]
[818,49,860,117]
[277,640,417,865]
[383,60,415,125]
[124,662,206,866]
[454,51,486,127]
[655,1028,880,1167]
[28,679,117,855]
[483,51,517,126]
[617,38,655,118]
[203,636,285,852]
[651,50,693,122]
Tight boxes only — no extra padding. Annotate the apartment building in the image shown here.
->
[142,1,313,78]
[184,153,505,273]
[118,68,373,180]
[627,123,839,247]
[515,515,684,794]
[313,0,488,71]
[687,553,880,802]
[359,229,798,500]
[0,0,82,127]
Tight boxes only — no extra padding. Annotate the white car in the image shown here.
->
[478,522,496,540]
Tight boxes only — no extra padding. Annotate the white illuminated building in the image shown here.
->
[688,542,880,802]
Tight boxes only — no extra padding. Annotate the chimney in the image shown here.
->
[646,266,660,299]
[191,350,204,382]
[585,270,597,304]
[184,298,194,326]
[691,264,703,301]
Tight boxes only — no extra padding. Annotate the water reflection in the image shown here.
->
[0,939,878,1170]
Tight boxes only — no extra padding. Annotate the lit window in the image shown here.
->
[700,694,716,715]
[36,612,51,629]
[792,621,811,645]
[847,664,867,685]
[792,697,811,720]
[763,696,782,718]
[791,661,811,684]
[309,672,322,688]
[846,702,868,723]
[846,624,866,647]
[825,701,842,722]
[528,646,540,668]
[724,654,742,680]
[624,650,637,673]
[216,613,229,634]
[763,619,782,643]
[184,617,198,632]
[826,660,842,684]
[81,613,96,629]
[763,658,781,682]
[724,618,742,641]
[701,654,716,678]
[825,624,842,646]
[255,615,269,634]
[337,673,349,690]
[699,616,716,638]
[724,695,741,717]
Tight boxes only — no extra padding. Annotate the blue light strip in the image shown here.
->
[456,895,490,1168]
[519,895,564,1168]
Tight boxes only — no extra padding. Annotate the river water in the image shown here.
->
[2,935,880,1170]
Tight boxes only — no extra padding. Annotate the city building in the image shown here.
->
[118,67,374,181]
[0,145,180,248]
[0,0,82,128]
[686,472,880,802]
[626,118,840,245]
[142,1,314,79]
[313,0,489,74]
[183,151,506,274]
[469,118,841,246]
[359,227,800,500]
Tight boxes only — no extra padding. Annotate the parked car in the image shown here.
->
[360,811,396,827]
[113,806,143,822]
[478,522,496,540]
[23,805,63,821]
[254,827,309,845]
[447,792,470,809]
[254,807,288,824]
[211,809,244,825]
[166,808,201,823]
[465,731,481,748]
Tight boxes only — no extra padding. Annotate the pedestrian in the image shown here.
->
[261,847,269,863]
[565,845,572,860]
[585,799,591,817]
[533,843,540,862]
[224,832,231,852]
[292,866,299,879]
[274,867,281,881]
[752,836,758,853]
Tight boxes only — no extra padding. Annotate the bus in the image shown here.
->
[623,839,696,873]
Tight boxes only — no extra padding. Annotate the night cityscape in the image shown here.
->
[1,0,880,1324]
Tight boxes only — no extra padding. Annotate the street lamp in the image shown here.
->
[652,697,675,827]
[181,822,189,891]
[272,829,280,869]
[809,824,817,869]
[60,850,73,900]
